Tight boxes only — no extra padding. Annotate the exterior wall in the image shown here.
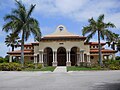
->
[24,56,33,62]
[84,45,90,54]
[39,40,88,52]
[90,55,99,64]
[34,46,39,54]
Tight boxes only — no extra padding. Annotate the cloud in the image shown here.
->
[0,42,9,57]
[21,0,120,29]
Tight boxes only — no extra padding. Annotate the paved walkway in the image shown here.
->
[53,66,67,73]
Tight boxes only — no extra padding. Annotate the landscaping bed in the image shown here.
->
[67,59,120,71]
[67,66,107,71]
[0,63,56,72]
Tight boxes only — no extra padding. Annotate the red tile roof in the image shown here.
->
[90,49,117,53]
[7,50,33,54]
[41,36,86,41]
[84,42,106,45]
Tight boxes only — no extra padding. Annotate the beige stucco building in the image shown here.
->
[7,25,117,66]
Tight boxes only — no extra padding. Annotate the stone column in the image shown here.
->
[34,54,37,63]
[53,51,55,62]
[67,51,69,62]
[39,51,43,65]
[55,51,57,62]
[76,53,79,65]
[68,51,71,62]
[79,52,82,62]
[82,52,84,62]
[9,55,12,62]
[87,55,91,62]
[80,50,84,62]
[112,54,115,60]
[66,50,71,66]
[39,52,41,63]
[52,51,57,66]
[87,54,91,67]
[41,52,43,63]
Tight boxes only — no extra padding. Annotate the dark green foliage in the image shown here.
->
[0,63,22,71]
[5,33,20,52]
[0,62,43,71]
[0,58,9,63]
[103,59,120,70]
[37,64,42,69]
[2,0,41,67]
[82,14,116,66]
[0,58,4,63]
[25,63,35,69]
[115,56,120,60]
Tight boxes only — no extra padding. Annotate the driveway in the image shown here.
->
[0,71,120,90]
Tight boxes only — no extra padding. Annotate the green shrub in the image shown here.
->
[115,56,120,60]
[108,64,120,70]
[103,59,120,70]
[37,64,42,69]
[24,63,35,69]
[0,58,4,63]
[0,63,22,71]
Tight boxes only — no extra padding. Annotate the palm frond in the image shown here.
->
[85,30,96,42]
[97,14,104,22]
[105,22,116,28]
[27,4,36,19]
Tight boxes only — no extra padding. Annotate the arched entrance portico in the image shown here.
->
[44,47,53,66]
[70,47,79,66]
[57,47,66,66]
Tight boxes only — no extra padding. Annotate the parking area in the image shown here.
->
[0,71,120,90]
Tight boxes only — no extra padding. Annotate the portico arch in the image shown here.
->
[57,47,66,66]
[70,47,80,66]
[44,47,53,66]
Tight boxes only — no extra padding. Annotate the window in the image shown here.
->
[59,26,63,31]
[59,43,64,45]
[90,56,94,59]
[31,57,34,60]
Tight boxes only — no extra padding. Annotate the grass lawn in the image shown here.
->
[67,66,106,71]
[22,66,56,72]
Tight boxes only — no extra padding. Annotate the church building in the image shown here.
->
[7,25,117,66]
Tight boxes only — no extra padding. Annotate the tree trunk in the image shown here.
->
[21,31,24,67]
[11,45,14,61]
[12,45,14,51]
[98,30,103,66]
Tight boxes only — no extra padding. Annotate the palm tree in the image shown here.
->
[106,33,119,50]
[82,14,115,66]
[5,33,20,51]
[3,0,41,67]
[5,33,20,61]
[117,39,120,52]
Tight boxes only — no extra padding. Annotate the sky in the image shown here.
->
[0,0,120,57]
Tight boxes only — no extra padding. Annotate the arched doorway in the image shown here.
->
[44,47,53,66]
[57,47,66,66]
[70,47,79,66]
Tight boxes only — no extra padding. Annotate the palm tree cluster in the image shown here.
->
[5,33,20,51]
[82,14,116,66]
[2,0,41,67]
[106,33,120,51]
[2,1,119,67]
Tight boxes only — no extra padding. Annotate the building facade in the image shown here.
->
[7,25,117,66]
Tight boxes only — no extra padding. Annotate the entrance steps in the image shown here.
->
[53,66,67,73]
